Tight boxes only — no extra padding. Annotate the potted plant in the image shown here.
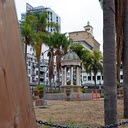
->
[66,88,71,97]
[33,87,38,96]
[37,85,44,99]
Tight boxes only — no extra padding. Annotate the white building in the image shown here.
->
[81,67,123,88]
[21,3,61,33]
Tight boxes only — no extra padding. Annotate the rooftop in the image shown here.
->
[63,52,80,61]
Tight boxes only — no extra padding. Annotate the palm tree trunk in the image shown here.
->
[58,69,60,91]
[103,0,117,125]
[38,60,40,85]
[94,71,97,90]
[49,78,52,92]
[123,0,128,118]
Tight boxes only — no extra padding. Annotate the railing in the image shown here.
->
[36,120,128,128]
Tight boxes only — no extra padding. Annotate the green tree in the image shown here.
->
[46,34,55,92]
[28,12,59,86]
[82,50,103,89]
[20,16,34,62]
[53,33,71,90]
[70,43,84,59]
[103,0,117,125]
[99,0,124,87]
[33,32,49,85]
[100,0,128,119]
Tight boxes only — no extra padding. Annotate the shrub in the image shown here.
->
[82,89,86,93]
[37,85,44,91]
[100,94,104,98]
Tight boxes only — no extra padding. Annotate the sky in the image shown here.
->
[14,0,103,51]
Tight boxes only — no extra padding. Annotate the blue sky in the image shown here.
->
[14,0,103,51]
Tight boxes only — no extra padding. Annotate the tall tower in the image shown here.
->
[84,21,93,35]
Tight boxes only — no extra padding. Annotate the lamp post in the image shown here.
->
[40,49,52,108]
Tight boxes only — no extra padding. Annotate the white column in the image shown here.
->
[64,66,67,85]
[62,67,64,86]
[77,66,80,85]
[79,67,82,86]
[71,66,73,85]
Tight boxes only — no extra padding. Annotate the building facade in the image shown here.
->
[21,3,61,33]
[69,22,100,52]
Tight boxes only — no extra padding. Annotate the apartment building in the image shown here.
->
[21,3,61,33]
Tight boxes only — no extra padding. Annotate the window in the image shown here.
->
[21,14,25,20]
[51,29,52,32]
[88,76,91,81]
[28,77,30,81]
[30,48,32,51]
[121,75,123,79]
[93,76,95,80]
[40,78,44,82]
[97,76,101,80]
[28,69,30,74]
[102,76,103,80]
[32,77,34,82]
[83,76,87,81]
[28,61,30,66]
[56,17,58,22]
[36,71,38,75]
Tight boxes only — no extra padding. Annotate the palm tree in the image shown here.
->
[82,50,103,89]
[28,12,60,86]
[53,33,71,90]
[70,43,84,59]
[20,16,34,62]
[123,0,128,118]
[100,0,128,119]
[46,34,55,92]
[33,32,49,85]
[62,38,73,55]
[103,0,117,125]
[99,0,124,87]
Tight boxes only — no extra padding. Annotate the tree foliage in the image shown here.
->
[82,50,103,89]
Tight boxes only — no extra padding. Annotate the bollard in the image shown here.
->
[92,91,93,100]
[77,92,79,101]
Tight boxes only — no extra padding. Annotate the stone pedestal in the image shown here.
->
[64,98,72,101]
[34,99,47,106]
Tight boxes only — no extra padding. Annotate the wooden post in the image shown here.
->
[0,0,37,128]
